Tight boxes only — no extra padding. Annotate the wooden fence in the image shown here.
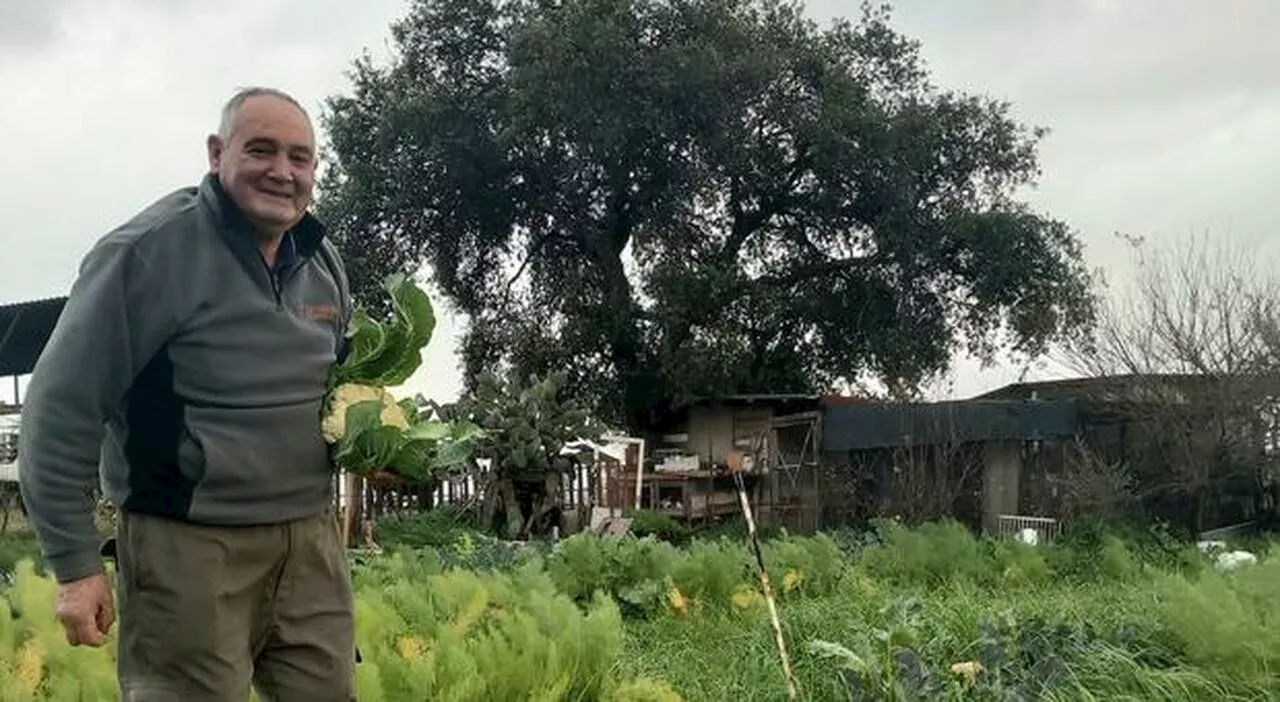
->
[335,459,626,545]
[344,465,605,516]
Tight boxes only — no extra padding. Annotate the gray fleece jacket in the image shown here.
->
[18,172,351,583]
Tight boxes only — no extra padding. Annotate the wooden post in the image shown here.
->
[632,448,645,511]
[735,469,798,699]
[342,472,363,548]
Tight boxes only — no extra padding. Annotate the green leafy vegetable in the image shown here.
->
[331,273,437,388]
[323,275,484,481]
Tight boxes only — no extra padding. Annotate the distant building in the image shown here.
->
[0,295,68,484]
[627,373,1277,538]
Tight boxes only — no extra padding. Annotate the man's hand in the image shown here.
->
[56,573,115,647]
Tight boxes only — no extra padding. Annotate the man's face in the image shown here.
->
[206,96,317,237]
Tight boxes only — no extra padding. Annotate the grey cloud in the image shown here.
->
[0,0,209,53]
[797,0,1280,395]
[0,0,64,50]
[2,0,1278,402]
[885,0,1280,107]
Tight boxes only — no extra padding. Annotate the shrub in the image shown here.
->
[0,560,119,699]
[669,538,749,610]
[1050,518,1207,582]
[687,517,784,543]
[354,560,673,700]
[546,534,681,616]
[628,510,693,546]
[989,540,1052,588]
[762,532,848,598]
[0,555,679,701]
[1153,556,1280,685]
[375,506,483,549]
[0,534,43,586]
[854,519,990,588]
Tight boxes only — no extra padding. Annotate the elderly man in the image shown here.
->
[18,87,356,701]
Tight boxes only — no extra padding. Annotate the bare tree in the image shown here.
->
[886,410,984,526]
[827,403,984,527]
[1066,234,1280,533]
[1049,438,1137,523]
[1261,309,1280,367]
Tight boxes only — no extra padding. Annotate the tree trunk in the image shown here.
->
[582,226,652,434]
[603,291,652,434]
[1191,489,1208,537]
[484,477,524,540]
[527,473,564,538]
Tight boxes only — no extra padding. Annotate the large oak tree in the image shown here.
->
[319,0,1097,430]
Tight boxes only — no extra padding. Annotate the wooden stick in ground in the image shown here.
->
[341,471,362,548]
[733,470,798,699]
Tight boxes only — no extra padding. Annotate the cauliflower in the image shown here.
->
[322,382,410,443]
[949,661,984,687]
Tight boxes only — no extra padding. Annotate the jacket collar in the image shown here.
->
[197,172,326,258]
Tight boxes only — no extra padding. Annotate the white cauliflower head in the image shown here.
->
[322,383,410,443]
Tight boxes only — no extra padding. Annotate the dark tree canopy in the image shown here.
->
[319,0,1097,429]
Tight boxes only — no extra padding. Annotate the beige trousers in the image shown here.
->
[113,508,357,701]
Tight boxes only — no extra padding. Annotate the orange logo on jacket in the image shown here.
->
[302,304,339,322]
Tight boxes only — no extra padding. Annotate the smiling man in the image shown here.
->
[18,87,356,701]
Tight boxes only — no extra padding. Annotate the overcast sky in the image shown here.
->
[2,0,1277,405]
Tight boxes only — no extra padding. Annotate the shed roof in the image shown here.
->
[0,296,66,377]
[675,393,870,409]
[821,398,1081,452]
[974,374,1219,401]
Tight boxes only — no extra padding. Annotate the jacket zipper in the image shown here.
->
[260,257,284,309]
[270,259,307,311]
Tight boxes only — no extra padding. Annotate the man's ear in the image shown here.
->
[206,134,225,172]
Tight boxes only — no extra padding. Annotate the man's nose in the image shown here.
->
[265,158,294,182]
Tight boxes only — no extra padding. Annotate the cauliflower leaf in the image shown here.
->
[332,400,406,474]
[331,273,436,389]
[323,275,483,482]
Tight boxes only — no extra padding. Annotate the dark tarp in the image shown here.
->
[0,297,67,377]
[821,398,1081,452]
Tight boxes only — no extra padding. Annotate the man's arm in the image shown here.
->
[19,235,178,583]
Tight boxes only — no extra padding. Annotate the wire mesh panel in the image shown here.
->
[995,514,1061,544]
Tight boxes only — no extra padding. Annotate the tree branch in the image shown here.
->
[721,145,813,262]
[754,254,878,289]
[501,230,555,304]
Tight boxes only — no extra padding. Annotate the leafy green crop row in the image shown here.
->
[609,520,1280,700]
[363,514,1280,699]
[3,516,1278,700]
[0,553,678,701]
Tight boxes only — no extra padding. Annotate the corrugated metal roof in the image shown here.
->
[0,296,67,377]
[688,393,821,403]
[822,398,1081,452]
[974,374,1216,401]
[676,393,871,409]
[0,295,66,313]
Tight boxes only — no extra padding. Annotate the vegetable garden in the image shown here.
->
[3,513,1278,701]
[3,215,1275,699]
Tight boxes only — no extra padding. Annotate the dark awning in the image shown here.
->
[0,297,67,377]
[821,398,1082,452]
